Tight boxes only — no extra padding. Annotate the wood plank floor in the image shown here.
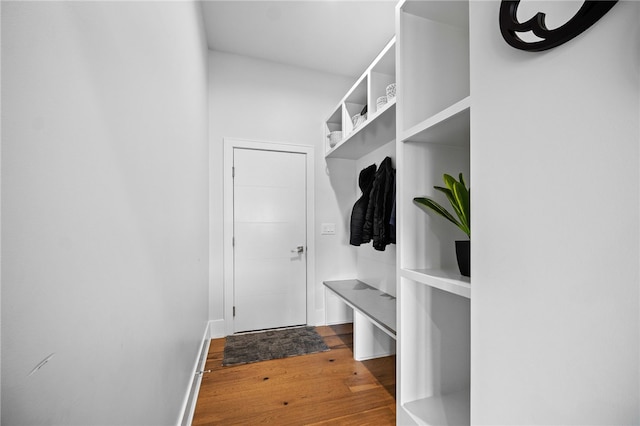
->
[192,323,396,425]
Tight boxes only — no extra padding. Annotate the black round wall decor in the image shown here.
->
[499,0,618,52]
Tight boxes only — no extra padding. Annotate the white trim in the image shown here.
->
[208,319,225,339]
[177,322,211,426]
[223,138,315,336]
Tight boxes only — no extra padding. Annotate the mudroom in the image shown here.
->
[2,1,638,425]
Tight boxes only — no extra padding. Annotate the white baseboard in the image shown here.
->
[208,319,225,339]
[177,322,211,426]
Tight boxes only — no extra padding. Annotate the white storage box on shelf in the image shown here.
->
[376,96,388,111]
[386,82,396,100]
[327,130,342,148]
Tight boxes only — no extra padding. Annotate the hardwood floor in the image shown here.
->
[192,323,396,425]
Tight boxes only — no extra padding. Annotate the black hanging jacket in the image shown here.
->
[362,157,396,251]
[350,164,377,246]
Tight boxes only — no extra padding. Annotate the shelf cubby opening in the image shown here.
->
[400,141,469,272]
[398,1,469,133]
[344,76,368,136]
[370,42,396,116]
[399,276,470,425]
[325,102,396,160]
[325,104,344,152]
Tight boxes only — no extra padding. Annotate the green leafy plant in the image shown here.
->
[413,173,470,239]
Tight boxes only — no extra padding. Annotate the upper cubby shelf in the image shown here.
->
[324,37,396,160]
[326,101,396,159]
[397,0,469,134]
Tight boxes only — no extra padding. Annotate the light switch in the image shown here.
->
[321,223,336,235]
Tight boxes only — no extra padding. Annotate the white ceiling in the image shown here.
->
[201,1,397,78]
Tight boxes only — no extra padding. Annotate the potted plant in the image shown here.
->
[413,173,470,277]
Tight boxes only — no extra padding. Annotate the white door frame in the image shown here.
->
[223,138,315,336]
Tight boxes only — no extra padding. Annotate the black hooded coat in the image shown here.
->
[349,163,377,246]
[363,156,396,251]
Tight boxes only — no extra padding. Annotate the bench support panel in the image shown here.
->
[354,311,396,361]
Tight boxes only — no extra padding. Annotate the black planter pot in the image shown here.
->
[455,240,470,277]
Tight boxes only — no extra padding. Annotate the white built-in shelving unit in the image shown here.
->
[396,1,471,425]
[324,37,396,159]
[322,37,398,360]
[323,2,471,423]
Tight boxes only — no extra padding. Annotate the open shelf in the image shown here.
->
[401,96,470,146]
[401,268,470,299]
[325,100,395,159]
[403,388,470,426]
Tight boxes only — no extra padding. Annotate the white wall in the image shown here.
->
[1,2,209,424]
[470,1,639,424]
[208,51,357,331]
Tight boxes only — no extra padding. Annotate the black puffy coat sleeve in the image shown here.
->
[349,164,377,246]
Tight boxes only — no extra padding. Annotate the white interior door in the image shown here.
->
[233,148,307,333]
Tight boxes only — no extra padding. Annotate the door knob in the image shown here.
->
[291,246,304,254]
